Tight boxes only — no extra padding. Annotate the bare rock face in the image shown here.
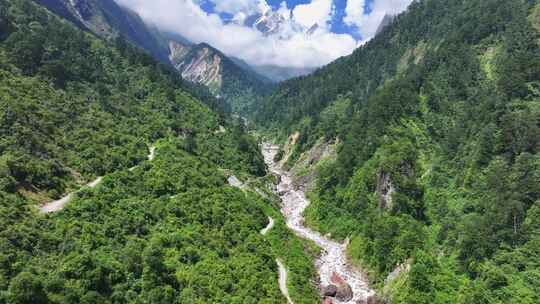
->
[290,138,338,191]
[330,272,345,285]
[169,41,191,63]
[321,285,338,297]
[168,42,223,93]
[279,132,300,166]
[355,294,383,304]
[376,171,395,210]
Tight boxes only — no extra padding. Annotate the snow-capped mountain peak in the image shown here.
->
[247,10,287,36]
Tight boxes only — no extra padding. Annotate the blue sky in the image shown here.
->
[117,0,412,68]
[267,0,375,36]
[198,0,374,38]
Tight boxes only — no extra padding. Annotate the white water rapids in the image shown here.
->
[263,143,373,303]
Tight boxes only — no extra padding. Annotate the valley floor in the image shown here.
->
[263,143,374,303]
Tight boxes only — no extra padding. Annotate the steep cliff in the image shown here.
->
[169,41,271,113]
[169,41,224,94]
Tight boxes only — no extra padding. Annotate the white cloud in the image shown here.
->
[209,0,266,15]
[115,0,356,68]
[344,0,366,28]
[114,0,413,68]
[292,0,333,29]
[344,0,413,39]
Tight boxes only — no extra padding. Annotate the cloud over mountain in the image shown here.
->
[345,0,413,38]
[115,0,412,68]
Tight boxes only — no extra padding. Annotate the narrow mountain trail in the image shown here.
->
[277,258,294,304]
[39,146,156,214]
[39,177,103,214]
[227,175,245,189]
[227,175,292,303]
[262,143,374,303]
[260,216,275,235]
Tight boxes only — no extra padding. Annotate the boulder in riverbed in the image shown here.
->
[321,285,338,297]
[322,297,333,304]
[336,282,353,302]
[330,272,353,301]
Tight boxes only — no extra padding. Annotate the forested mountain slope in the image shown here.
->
[256,0,540,302]
[34,0,169,62]
[0,0,239,201]
[0,0,318,302]
[169,41,272,114]
[34,0,272,114]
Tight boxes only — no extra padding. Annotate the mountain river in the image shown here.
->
[262,143,373,303]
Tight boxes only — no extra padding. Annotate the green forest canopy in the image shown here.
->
[254,0,540,303]
[0,0,318,303]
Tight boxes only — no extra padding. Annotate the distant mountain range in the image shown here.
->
[35,0,396,106]
[34,0,272,113]
[237,8,321,81]
[251,65,317,82]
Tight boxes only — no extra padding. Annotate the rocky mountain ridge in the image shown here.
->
[168,40,271,112]
[36,0,169,61]
[169,41,224,94]
[246,9,286,36]
[34,0,271,112]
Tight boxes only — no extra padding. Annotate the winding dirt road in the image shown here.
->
[227,174,292,303]
[260,216,275,235]
[277,259,294,304]
[39,145,156,214]
[263,143,373,303]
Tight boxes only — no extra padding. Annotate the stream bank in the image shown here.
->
[263,143,374,304]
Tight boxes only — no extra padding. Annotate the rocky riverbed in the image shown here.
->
[263,143,374,304]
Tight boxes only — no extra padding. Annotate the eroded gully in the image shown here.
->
[262,143,374,304]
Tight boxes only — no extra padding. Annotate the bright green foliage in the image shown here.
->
[251,190,320,304]
[0,140,281,303]
[0,0,317,302]
[0,0,253,202]
[256,0,540,302]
